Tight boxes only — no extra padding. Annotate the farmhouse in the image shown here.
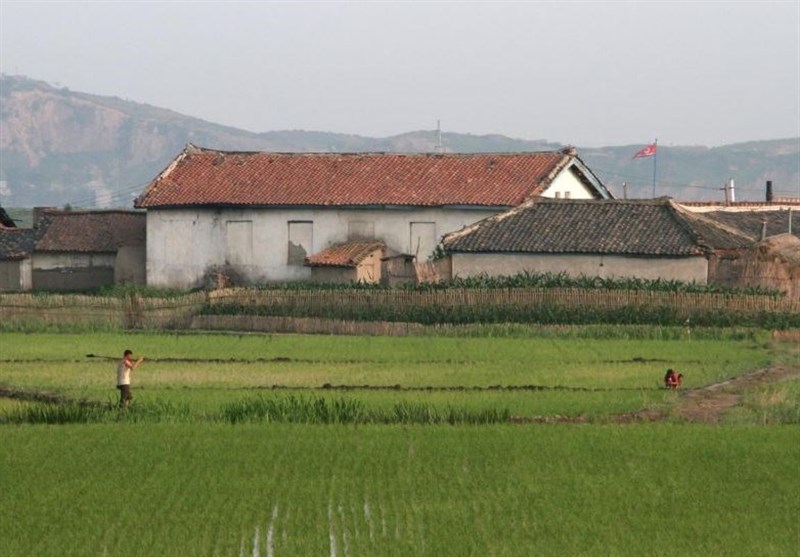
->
[439,198,756,284]
[134,144,612,288]
[0,207,35,291]
[0,208,146,292]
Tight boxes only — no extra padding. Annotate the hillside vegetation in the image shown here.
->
[1,74,798,207]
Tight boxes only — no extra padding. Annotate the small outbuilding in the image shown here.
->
[305,241,385,284]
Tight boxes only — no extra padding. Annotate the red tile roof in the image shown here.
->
[305,241,384,268]
[135,145,584,209]
[35,210,146,253]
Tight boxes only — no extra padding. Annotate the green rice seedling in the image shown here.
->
[392,401,440,424]
[1,424,798,556]
[2,401,109,425]
[0,330,776,424]
[220,395,370,424]
[444,405,511,425]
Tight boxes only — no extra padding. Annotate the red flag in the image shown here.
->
[632,143,656,159]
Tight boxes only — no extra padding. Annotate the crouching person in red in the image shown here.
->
[664,369,678,390]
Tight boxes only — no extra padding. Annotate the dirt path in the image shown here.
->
[615,362,800,424]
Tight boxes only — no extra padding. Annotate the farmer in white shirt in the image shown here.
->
[117,349,144,408]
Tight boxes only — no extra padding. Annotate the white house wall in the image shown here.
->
[146,207,499,288]
[450,253,709,283]
[540,167,597,199]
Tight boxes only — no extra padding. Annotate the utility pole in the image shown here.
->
[651,138,658,197]
[435,120,445,154]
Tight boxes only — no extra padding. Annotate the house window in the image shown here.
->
[287,221,313,265]
[225,220,253,266]
[348,220,375,240]
[409,222,437,260]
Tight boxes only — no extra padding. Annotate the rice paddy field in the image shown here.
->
[1,328,798,556]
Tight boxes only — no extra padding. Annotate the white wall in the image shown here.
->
[451,253,709,283]
[146,207,499,288]
[540,168,597,200]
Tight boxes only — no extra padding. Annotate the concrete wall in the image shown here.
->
[0,259,32,291]
[146,207,501,288]
[450,253,709,283]
[32,252,117,291]
[116,246,146,285]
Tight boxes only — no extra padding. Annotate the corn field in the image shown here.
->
[2,285,798,331]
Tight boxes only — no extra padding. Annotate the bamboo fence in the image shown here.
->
[0,292,207,329]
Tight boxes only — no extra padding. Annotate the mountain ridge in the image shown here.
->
[1,74,798,208]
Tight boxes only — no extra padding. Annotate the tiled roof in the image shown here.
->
[702,210,799,241]
[0,207,17,228]
[35,210,146,253]
[442,198,754,256]
[305,241,384,268]
[135,145,601,209]
[0,227,36,260]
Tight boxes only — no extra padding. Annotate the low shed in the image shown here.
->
[305,241,385,284]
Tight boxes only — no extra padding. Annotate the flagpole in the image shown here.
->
[652,138,658,197]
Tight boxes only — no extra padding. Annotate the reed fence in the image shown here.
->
[0,292,207,329]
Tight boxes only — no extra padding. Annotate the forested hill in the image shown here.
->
[1,74,798,208]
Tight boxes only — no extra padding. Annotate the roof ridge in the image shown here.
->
[183,144,572,158]
[671,200,756,243]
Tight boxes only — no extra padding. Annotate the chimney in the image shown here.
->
[766,180,773,203]
[729,178,735,203]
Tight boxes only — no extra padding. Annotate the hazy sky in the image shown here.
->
[1,1,799,147]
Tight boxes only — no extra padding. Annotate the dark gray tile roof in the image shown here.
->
[34,210,146,253]
[702,210,799,241]
[442,198,753,256]
[0,226,36,260]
